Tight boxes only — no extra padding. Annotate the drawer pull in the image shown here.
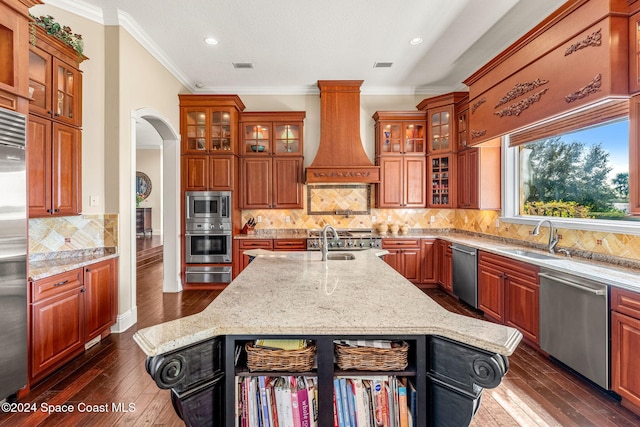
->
[53,279,69,287]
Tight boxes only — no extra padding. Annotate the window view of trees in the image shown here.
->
[519,120,632,221]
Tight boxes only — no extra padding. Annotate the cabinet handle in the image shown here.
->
[47,209,53,213]
[86,268,90,272]
[53,279,69,287]
[81,288,86,293]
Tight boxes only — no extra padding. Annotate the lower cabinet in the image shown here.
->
[419,238,437,287]
[29,257,118,385]
[382,239,421,283]
[478,251,540,345]
[436,239,452,292]
[611,287,640,414]
[233,239,273,278]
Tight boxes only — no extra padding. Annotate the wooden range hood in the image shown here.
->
[305,80,380,183]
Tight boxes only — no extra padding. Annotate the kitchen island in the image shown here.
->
[135,249,522,426]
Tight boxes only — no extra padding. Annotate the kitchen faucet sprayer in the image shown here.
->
[532,219,559,254]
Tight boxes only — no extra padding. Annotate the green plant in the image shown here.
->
[136,193,144,208]
[30,14,84,57]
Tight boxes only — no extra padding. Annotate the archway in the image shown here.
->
[131,108,182,296]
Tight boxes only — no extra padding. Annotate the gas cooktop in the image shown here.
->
[306,229,381,251]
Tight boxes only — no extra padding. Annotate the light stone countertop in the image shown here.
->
[28,248,119,281]
[133,249,523,357]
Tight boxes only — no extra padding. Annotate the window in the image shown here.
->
[503,101,640,234]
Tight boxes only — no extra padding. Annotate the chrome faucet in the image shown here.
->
[321,225,338,261]
[532,219,559,254]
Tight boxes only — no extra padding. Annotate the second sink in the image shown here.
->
[326,253,355,261]
[502,249,557,260]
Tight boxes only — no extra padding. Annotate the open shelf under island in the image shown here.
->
[134,249,522,426]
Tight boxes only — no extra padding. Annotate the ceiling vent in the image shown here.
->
[232,62,254,69]
[373,62,393,68]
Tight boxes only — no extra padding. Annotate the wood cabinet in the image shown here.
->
[382,239,421,284]
[239,112,305,209]
[30,268,85,383]
[0,0,36,114]
[233,239,273,278]
[29,258,118,385]
[27,27,85,218]
[436,239,452,292]
[373,112,427,208]
[27,114,82,217]
[478,251,540,345]
[428,154,456,207]
[420,238,437,287]
[182,154,234,191]
[136,207,152,235]
[84,258,118,342]
[457,140,501,210]
[273,238,307,251]
[611,287,640,414]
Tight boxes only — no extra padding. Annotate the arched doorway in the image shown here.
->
[131,109,181,295]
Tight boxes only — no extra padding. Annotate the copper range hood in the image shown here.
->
[305,80,380,183]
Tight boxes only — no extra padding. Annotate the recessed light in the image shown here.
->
[204,37,218,45]
[410,37,423,45]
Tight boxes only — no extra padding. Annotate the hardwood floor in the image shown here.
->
[2,260,639,426]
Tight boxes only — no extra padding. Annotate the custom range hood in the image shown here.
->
[305,80,380,183]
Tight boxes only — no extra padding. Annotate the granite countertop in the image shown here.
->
[133,249,523,357]
[28,247,119,281]
[237,228,640,293]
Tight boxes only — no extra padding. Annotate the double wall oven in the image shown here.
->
[184,191,232,284]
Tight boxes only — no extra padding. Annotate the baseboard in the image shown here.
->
[111,306,138,333]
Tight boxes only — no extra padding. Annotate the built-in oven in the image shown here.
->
[185,220,232,264]
[185,191,230,221]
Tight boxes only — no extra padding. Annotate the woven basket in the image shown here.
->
[245,342,316,372]
[335,341,409,371]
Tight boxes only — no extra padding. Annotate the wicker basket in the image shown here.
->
[335,341,409,371]
[245,342,316,372]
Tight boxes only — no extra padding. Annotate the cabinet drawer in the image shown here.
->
[273,239,307,250]
[611,287,640,319]
[31,268,83,303]
[479,251,539,282]
[382,239,421,249]
[238,239,273,250]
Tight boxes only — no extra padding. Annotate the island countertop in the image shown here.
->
[133,249,522,357]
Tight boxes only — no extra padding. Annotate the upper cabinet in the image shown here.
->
[372,111,426,155]
[240,112,305,156]
[179,95,246,154]
[417,92,468,155]
[0,0,38,114]
[27,23,85,218]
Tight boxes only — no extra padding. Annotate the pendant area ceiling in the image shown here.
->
[41,0,565,95]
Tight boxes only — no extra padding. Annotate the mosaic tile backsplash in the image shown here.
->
[29,214,118,254]
[242,186,640,263]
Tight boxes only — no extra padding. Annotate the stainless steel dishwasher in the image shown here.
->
[451,243,478,308]
[539,269,609,389]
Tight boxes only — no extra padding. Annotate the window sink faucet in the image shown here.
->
[321,225,338,261]
[532,219,559,254]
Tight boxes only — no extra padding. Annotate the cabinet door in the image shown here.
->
[404,157,426,207]
[611,311,640,408]
[84,259,116,342]
[630,11,640,94]
[420,239,437,284]
[478,261,505,323]
[241,158,272,208]
[183,155,209,191]
[52,58,81,126]
[182,107,209,153]
[28,45,52,118]
[401,249,422,283]
[428,154,455,207]
[428,106,454,154]
[31,287,85,381]
[383,249,401,273]
[52,122,81,215]
[234,240,273,277]
[272,157,302,208]
[27,114,52,217]
[378,157,403,207]
[443,247,453,292]
[209,155,234,190]
[505,274,539,344]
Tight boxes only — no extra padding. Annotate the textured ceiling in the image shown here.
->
[41,0,566,95]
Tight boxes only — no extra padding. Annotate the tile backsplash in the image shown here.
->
[29,214,118,254]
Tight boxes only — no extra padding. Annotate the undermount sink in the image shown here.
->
[326,253,356,261]
[502,249,557,260]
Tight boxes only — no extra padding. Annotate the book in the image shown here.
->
[352,379,371,427]
[290,376,302,427]
[334,378,346,427]
[255,339,307,350]
[398,382,408,427]
[407,380,416,427]
[305,377,318,427]
[297,377,311,427]
[259,376,272,427]
[275,377,295,427]
[339,378,353,427]
[345,379,357,427]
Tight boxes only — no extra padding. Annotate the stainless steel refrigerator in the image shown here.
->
[0,107,27,400]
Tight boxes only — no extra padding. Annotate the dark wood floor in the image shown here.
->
[2,260,639,426]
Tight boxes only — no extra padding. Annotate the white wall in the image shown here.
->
[136,147,162,235]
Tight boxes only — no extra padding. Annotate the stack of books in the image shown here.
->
[237,375,318,427]
[333,376,415,427]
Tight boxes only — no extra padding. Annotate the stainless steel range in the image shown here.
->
[306,229,382,251]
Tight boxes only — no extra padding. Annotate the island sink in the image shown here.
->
[326,252,355,260]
